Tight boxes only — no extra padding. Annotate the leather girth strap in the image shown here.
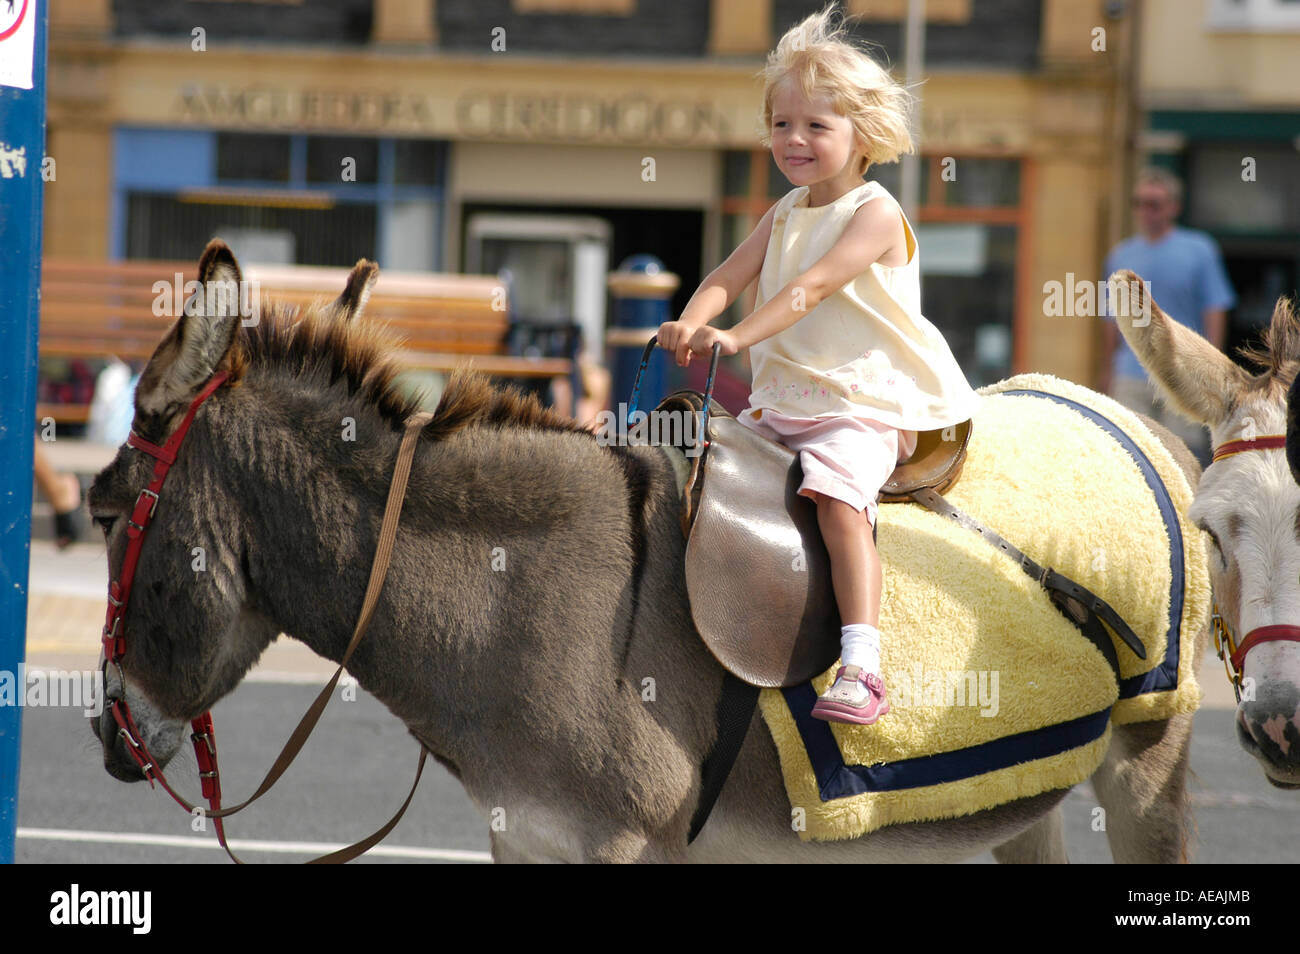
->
[908,486,1146,677]
[687,673,759,845]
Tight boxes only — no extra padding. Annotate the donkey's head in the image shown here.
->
[87,240,381,781]
[1111,270,1300,788]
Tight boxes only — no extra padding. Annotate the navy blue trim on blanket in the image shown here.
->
[782,681,1112,800]
[1001,389,1183,699]
[780,387,1184,802]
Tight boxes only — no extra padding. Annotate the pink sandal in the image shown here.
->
[811,665,890,725]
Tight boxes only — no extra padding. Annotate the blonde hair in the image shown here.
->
[759,4,915,176]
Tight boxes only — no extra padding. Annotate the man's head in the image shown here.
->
[1132,167,1183,239]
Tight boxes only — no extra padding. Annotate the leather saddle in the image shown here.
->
[657,388,1145,690]
[656,389,970,688]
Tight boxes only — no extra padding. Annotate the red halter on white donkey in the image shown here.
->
[1207,433,1300,701]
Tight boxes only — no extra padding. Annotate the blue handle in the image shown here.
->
[627,335,720,452]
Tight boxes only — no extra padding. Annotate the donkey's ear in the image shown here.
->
[1108,269,1248,428]
[328,259,379,323]
[136,240,244,417]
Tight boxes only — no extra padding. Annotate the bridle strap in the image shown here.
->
[1231,625,1300,672]
[1207,433,1299,702]
[104,372,233,662]
[194,408,435,823]
[107,390,435,863]
[1211,435,1287,463]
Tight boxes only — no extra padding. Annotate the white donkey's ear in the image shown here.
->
[136,240,244,417]
[1108,269,1248,428]
[328,260,379,323]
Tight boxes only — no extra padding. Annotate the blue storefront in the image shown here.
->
[110,127,449,270]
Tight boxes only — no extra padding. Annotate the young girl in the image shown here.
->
[657,6,979,725]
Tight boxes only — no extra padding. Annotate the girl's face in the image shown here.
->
[769,81,865,194]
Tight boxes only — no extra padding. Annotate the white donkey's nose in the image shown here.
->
[1239,684,1300,771]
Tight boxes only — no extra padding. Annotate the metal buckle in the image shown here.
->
[192,731,216,758]
[139,488,159,518]
[1211,606,1243,704]
[128,488,160,533]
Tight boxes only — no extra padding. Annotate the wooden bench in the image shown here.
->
[37,259,574,426]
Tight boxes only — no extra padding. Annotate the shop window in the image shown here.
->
[1207,0,1300,31]
[848,0,972,23]
[513,0,636,12]
[935,157,1019,207]
[307,136,379,185]
[393,139,445,186]
[125,193,377,267]
[767,154,790,198]
[216,132,292,183]
[916,225,1017,387]
[1187,142,1300,232]
[872,160,904,199]
[722,151,750,196]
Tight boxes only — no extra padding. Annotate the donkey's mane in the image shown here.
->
[225,297,599,442]
[1237,296,1300,393]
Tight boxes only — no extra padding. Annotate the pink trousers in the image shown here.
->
[736,407,919,528]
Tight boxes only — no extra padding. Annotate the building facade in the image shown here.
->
[45,0,1135,388]
[1136,0,1300,364]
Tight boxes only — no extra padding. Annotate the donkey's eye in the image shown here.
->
[92,514,117,536]
[1197,523,1224,558]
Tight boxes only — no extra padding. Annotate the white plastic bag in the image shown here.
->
[86,359,139,446]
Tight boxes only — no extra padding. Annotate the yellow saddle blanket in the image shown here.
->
[759,373,1208,842]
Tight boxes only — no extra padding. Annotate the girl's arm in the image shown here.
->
[661,204,777,366]
[692,197,907,356]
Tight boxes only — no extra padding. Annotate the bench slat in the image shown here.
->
[37,260,573,426]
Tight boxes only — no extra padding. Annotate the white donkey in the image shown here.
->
[1111,269,1300,789]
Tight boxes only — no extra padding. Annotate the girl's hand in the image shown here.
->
[656,320,695,367]
[686,326,739,365]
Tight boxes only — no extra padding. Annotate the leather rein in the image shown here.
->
[1207,434,1300,703]
[101,370,434,863]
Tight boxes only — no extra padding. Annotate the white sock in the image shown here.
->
[840,623,881,676]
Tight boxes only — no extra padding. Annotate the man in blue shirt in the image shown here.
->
[1100,168,1235,466]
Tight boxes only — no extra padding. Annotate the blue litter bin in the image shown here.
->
[606,255,679,424]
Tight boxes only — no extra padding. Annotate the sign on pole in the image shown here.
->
[0,0,47,865]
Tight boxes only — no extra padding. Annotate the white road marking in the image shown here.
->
[17,826,491,862]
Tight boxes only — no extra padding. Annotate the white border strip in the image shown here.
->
[17,827,491,862]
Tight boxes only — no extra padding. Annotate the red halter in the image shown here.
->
[101,371,232,840]
[100,369,433,863]
[1208,432,1300,702]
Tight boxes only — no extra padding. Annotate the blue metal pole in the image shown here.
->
[0,0,48,865]
[606,255,679,421]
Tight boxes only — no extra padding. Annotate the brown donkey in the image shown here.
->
[87,242,1206,861]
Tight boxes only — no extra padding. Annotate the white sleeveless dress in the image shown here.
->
[744,180,980,431]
